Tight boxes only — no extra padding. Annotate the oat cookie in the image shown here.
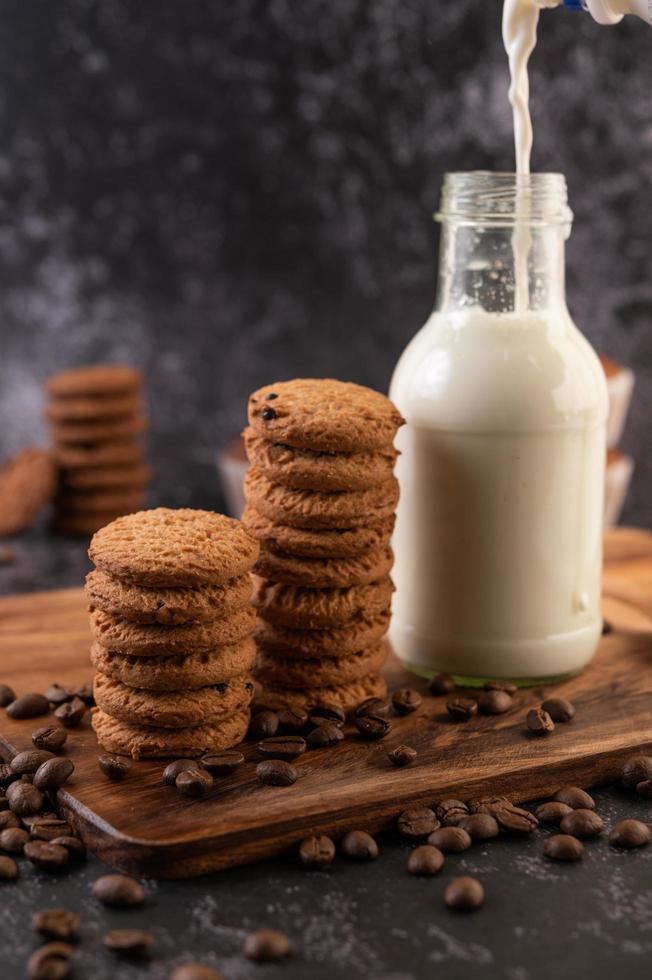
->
[253,575,395,628]
[89,508,260,587]
[92,707,250,759]
[255,609,389,656]
[243,429,398,492]
[90,637,257,690]
[55,442,144,470]
[46,364,142,398]
[255,644,386,690]
[254,544,393,588]
[242,505,394,559]
[90,605,257,656]
[248,379,404,453]
[53,416,148,445]
[245,468,399,530]
[86,569,253,625]
[255,673,388,714]
[0,448,56,537]
[63,464,152,490]
[94,671,255,728]
[46,394,142,423]
[58,488,146,515]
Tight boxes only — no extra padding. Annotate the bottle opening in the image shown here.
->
[436,172,573,227]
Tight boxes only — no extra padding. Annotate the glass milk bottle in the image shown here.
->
[389,172,608,684]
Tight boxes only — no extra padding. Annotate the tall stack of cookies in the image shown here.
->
[87,508,259,759]
[242,379,404,714]
[45,364,150,535]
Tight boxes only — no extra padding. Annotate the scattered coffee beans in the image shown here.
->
[392,687,422,715]
[244,929,291,962]
[200,750,244,776]
[6,781,43,816]
[429,673,455,696]
[478,690,513,715]
[163,759,198,786]
[33,758,74,791]
[427,826,472,853]
[609,819,651,849]
[0,811,20,830]
[355,697,391,719]
[341,829,378,860]
[170,965,223,980]
[248,710,279,740]
[277,706,309,732]
[554,786,595,810]
[307,722,344,748]
[54,697,86,727]
[30,816,73,842]
[458,813,500,840]
[543,834,584,862]
[44,684,72,707]
[526,707,555,735]
[92,874,145,907]
[51,836,86,861]
[310,703,346,724]
[535,801,573,825]
[98,754,131,781]
[103,929,154,958]
[355,715,391,741]
[444,876,484,911]
[0,683,16,707]
[257,735,306,759]
[559,808,604,839]
[0,854,19,880]
[387,744,417,767]
[541,697,575,723]
[0,826,29,853]
[446,698,478,722]
[26,942,73,980]
[176,768,213,798]
[435,799,469,826]
[24,841,69,871]
[621,755,652,790]
[11,749,55,775]
[483,680,517,695]
[407,844,444,876]
[397,807,439,840]
[33,908,80,941]
[298,834,336,867]
[495,805,538,836]
[636,780,652,799]
[0,763,19,788]
[73,683,95,706]
[32,727,67,753]
[6,693,49,719]
[256,760,298,787]
[308,714,344,730]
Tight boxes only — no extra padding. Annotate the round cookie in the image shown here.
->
[55,442,144,469]
[248,379,404,453]
[255,610,390,657]
[242,505,394,559]
[253,544,394,588]
[253,575,395,628]
[0,447,56,537]
[58,488,146,515]
[94,671,255,728]
[90,637,257,691]
[89,508,260,587]
[63,464,152,490]
[90,606,257,656]
[46,394,142,423]
[46,364,142,398]
[243,428,398,492]
[53,416,148,445]
[86,569,253,625]
[92,707,250,759]
[255,644,386,690]
[255,673,388,714]
[245,468,399,530]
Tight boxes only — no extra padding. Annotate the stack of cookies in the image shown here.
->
[87,508,259,759]
[242,379,404,714]
[45,364,150,535]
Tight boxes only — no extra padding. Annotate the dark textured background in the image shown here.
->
[0,0,649,523]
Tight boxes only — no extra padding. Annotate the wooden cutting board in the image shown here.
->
[0,527,651,880]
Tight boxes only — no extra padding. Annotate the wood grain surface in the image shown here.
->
[0,527,651,879]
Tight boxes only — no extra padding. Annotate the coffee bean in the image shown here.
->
[308,714,344,730]
[26,942,73,980]
[103,928,154,958]
[483,680,517,695]
[34,758,74,791]
[277,706,309,732]
[306,722,344,748]
[0,826,29,853]
[435,799,469,826]
[44,684,72,707]
[609,819,651,849]
[248,710,279,739]
[444,876,484,911]
[0,684,16,706]
[621,755,652,789]
[244,928,291,962]
[397,807,440,840]
[32,727,68,753]
[478,690,513,715]
[543,834,584,861]
[387,744,417,767]
[310,702,346,724]
[6,780,43,816]
[341,829,378,860]
[298,834,336,867]
[10,749,55,776]
[526,708,555,734]
[0,763,19,788]
[176,768,213,798]
[355,715,391,740]
[24,841,70,871]
[0,811,20,830]
[92,874,145,907]
[429,673,455,696]
[407,844,444,876]
[163,758,198,786]
[6,693,50,719]
[170,965,223,980]
[392,687,422,715]
[427,826,472,853]
[98,754,131,781]
[0,854,19,880]
[257,735,306,759]
[559,808,604,839]
[541,697,575,723]
[636,779,652,799]
[553,786,595,810]
[54,697,86,727]
[30,816,73,841]
[51,837,86,861]
[495,805,538,836]
[73,683,95,706]
[535,801,573,824]
[446,698,477,721]
[200,750,245,776]
[33,908,80,941]
[458,813,499,840]
[256,759,298,786]
[355,697,391,719]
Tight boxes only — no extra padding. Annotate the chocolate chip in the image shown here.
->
[6,781,43,816]
[609,819,651,849]
[407,844,444,876]
[256,760,298,786]
[33,908,80,941]
[6,693,49,719]
[176,768,213,798]
[526,707,555,735]
[298,835,336,867]
[559,808,604,839]
[44,684,72,707]
[163,759,198,786]
[457,813,499,840]
[553,786,595,810]
[341,830,378,860]
[257,735,306,760]
[446,698,477,721]
[10,749,55,775]
[24,841,70,871]
[53,697,86,727]
[261,406,277,421]
[429,673,455,695]
[535,801,573,824]
[494,805,538,835]
[248,710,279,740]
[264,392,279,401]
[435,799,469,825]
[541,697,575,722]
[483,680,517,694]
[33,758,74,791]
[32,727,68,753]
[0,854,19,880]
[92,874,145,907]
[427,826,472,852]
[543,834,584,861]
[50,837,86,861]
[98,754,131,781]
[355,697,391,719]
[200,750,245,776]
[244,929,291,962]
[478,690,513,715]
[277,707,309,732]
[26,942,73,980]
[391,687,422,715]
[0,826,30,853]
[355,715,391,740]
[310,703,346,724]
[0,684,16,707]
[387,744,417,767]
[306,722,344,748]
[621,755,652,789]
[103,929,154,958]
[444,876,484,911]
[397,807,440,840]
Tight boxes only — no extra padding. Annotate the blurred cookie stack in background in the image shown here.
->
[45,364,150,535]
[242,379,404,714]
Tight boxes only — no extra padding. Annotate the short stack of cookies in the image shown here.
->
[242,378,404,715]
[87,508,260,758]
[45,364,150,535]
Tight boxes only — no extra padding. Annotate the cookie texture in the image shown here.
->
[90,606,257,656]
[55,442,144,469]
[254,544,393,588]
[245,468,399,530]
[253,575,395,628]
[89,508,260,587]
[90,638,257,690]
[53,416,148,445]
[255,610,390,656]
[255,644,386,689]
[255,673,388,713]
[92,707,250,759]
[86,569,253,625]
[0,448,56,537]
[243,428,398,492]
[57,488,146,515]
[63,464,152,490]
[248,379,404,453]
[242,505,394,559]
[46,364,142,398]
[46,394,142,423]
[93,671,255,728]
